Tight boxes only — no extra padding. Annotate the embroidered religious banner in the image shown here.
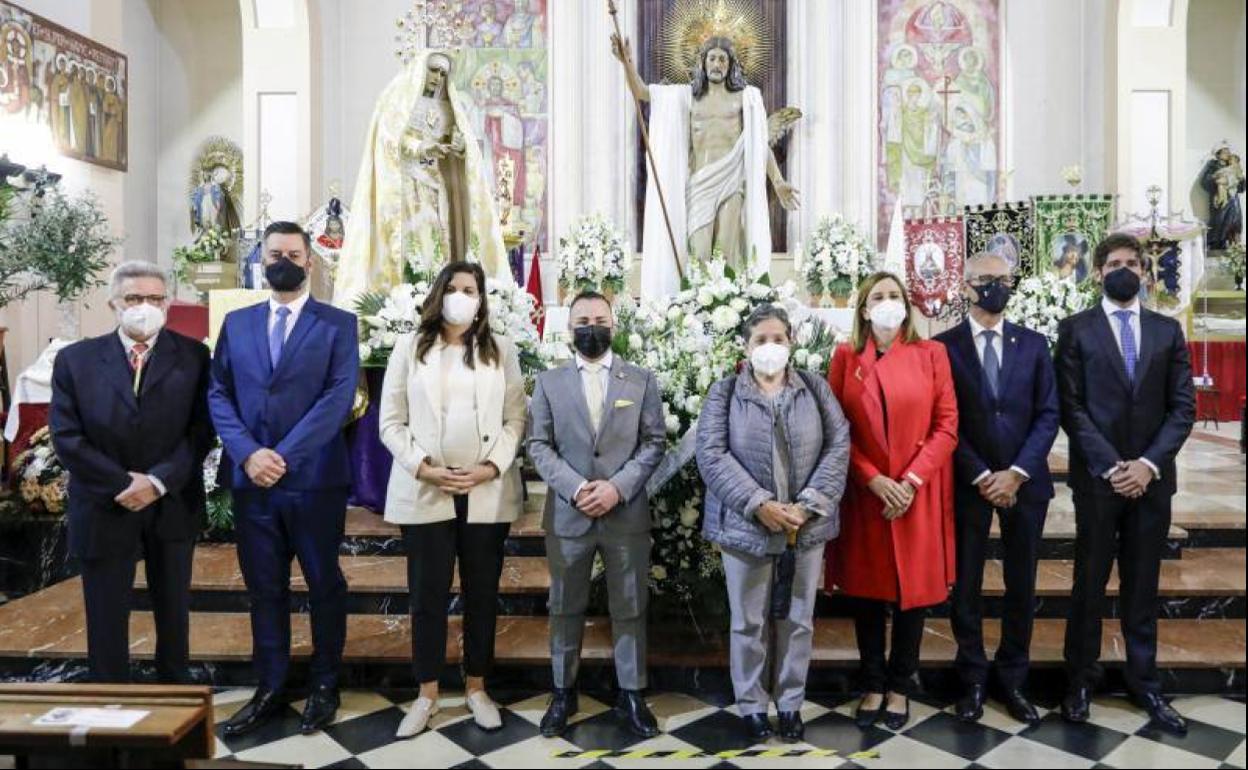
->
[904,216,965,317]
[0,0,129,171]
[964,200,1034,275]
[877,0,1002,248]
[1033,195,1116,283]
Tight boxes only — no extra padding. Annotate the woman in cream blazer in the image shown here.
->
[378,261,526,737]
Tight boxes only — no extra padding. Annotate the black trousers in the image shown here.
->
[81,509,194,683]
[951,495,1046,690]
[853,598,927,696]
[1064,488,1172,696]
[402,496,510,684]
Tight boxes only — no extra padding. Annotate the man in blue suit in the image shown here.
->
[935,252,1059,726]
[209,221,359,736]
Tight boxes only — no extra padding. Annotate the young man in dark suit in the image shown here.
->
[936,252,1059,725]
[1056,233,1195,735]
[50,261,214,684]
[209,222,359,736]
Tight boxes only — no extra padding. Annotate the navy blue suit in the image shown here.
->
[935,319,1059,690]
[209,296,359,690]
[51,330,213,683]
[1056,304,1194,696]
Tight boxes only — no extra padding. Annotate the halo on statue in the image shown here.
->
[188,136,244,208]
[658,0,771,85]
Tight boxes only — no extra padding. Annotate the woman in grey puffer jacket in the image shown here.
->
[695,304,850,744]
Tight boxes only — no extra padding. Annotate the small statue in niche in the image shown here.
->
[1200,141,1245,252]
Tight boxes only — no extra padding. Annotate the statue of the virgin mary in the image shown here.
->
[334,50,508,307]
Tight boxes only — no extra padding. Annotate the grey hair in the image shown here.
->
[741,303,792,340]
[963,251,1011,278]
[109,261,168,298]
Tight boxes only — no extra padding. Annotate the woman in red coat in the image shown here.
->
[826,271,958,731]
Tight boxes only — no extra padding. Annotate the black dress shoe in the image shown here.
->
[300,685,340,735]
[1062,687,1092,724]
[1001,688,1041,725]
[956,684,986,723]
[615,690,659,739]
[882,698,910,731]
[1136,692,1187,736]
[539,688,578,738]
[222,688,286,737]
[777,711,804,743]
[854,695,885,728]
[743,713,774,743]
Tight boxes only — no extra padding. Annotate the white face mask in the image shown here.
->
[442,291,480,326]
[750,342,791,377]
[868,299,908,331]
[119,303,165,340]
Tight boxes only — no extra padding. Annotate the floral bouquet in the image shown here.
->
[12,427,68,517]
[1005,272,1095,348]
[172,226,232,286]
[557,214,631,297]
[796,214,876,301]
[612,260,844,608]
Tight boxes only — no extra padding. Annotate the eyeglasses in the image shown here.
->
[967,276,1014,288]
[121,294,167,307]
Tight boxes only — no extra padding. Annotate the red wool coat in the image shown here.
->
[825,337,959,610]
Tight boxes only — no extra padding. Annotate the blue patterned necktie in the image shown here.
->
[269,306,291,368]
[981,329,1000,399]
[1113,309,1137,384]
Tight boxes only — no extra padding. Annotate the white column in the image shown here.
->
[548,0,637,303]
[786,0,842,250]
[842,0,877,243]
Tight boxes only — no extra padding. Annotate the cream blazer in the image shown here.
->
[379,332,526,524]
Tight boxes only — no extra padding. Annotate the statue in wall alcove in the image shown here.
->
[188,136,243,241]
[333,50,507,306]
[1200,141,1245,252]
[612,25,801,300]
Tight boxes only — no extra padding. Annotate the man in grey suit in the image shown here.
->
[527,291,667,738]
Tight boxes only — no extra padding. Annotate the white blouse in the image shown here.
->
[439,344,482,469]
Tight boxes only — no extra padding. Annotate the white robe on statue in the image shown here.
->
[641,84,772,300]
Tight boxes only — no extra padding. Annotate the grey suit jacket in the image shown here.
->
[526,356,667,538]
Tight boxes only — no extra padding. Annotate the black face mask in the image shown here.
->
[573,324,612,360]
[1102,267,1141,302]
[265,258,307,292]
[971,279,1013,314]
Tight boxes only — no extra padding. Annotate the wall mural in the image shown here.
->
[453,0,549,250]
[0,0,128,171]
[877,0,999,247]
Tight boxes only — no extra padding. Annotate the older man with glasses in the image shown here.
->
[49,261,214,683]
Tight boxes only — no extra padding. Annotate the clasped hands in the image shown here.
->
[756,500,809,534]
[418,460,499,495]
[114,472,161,512]
[1109,459,1154,499]
[976,468,1026,509]
[575,480,623,518]
[868,476,916,521]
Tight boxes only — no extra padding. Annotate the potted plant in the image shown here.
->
[0,188,120,338]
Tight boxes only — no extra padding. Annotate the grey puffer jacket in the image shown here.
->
[696,367,851,557]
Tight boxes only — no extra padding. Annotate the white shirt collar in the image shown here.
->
[967,314,1004,338]
[117,327,158,354]
[270,290,311,317]
[1101,295,1140,318]
[576,350,613,371]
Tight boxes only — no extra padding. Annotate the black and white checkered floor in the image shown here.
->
[209,687,1247,768]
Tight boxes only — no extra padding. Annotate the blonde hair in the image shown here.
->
[850,270,921,353]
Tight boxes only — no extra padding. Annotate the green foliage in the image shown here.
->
[0,189,120,308]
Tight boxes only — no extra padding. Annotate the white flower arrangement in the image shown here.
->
[1005,272,1094,348]
[796,215,876,298]
[557,214,632,295]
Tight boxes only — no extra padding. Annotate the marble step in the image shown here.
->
[130,544,1245,619]
[0,579,1242,671]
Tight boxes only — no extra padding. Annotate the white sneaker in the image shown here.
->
[467,691,503,731]
[396,696,439,738]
